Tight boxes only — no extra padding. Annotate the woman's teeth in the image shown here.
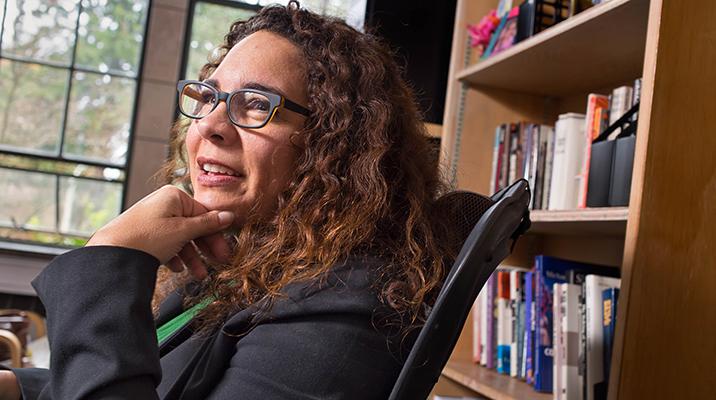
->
[202,163,237,176]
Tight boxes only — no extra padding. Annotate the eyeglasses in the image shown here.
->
[176,80,311,129]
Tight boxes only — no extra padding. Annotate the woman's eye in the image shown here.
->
[246,98,270,112]
[200,91,215,104]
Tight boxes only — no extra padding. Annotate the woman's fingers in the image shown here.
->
[167,257,185,273]
[195,233,233,264]
[178,242,208,280]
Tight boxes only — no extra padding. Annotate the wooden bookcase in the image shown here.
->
[434,0,716,399]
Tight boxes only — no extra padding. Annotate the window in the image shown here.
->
[0,0,149,249]
[183,0,367,81]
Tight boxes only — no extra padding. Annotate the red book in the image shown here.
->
[578,94,609,208]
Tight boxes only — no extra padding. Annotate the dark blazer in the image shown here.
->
[9,246,406,399]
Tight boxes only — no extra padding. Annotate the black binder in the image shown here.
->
[585,103,639,207]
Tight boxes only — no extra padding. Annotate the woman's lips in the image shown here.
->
[196,169,245,187]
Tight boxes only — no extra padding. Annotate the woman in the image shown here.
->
[0,2,455,399]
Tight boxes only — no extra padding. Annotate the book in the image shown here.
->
[548,113,586,210]
[533,256,616,393]
[585,275,621,400]
[510,270,525,378]
[541,126,556,209]
[492,6,520,55]
[472,290,483,363]
[602,287,619,386]
[578,94,609,208]
[525,124,540,208]
[631,78,642,122]
[497,0,515,17]
[480,282,490,366]
[496,270,512,374]
[606,86,633,140]
[562,283,582,400]
[553,283,564,399]
[490,126,502,195]
[483,15,509,59]
[499,124,510,190]
[508,123,520,185]
[524,271,536,384]
[516,0,536,43]
[485,273,498,369]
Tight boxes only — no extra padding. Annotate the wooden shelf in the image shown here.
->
[442,360,551,400]
[456,0,650,96]
[528,207,628,236]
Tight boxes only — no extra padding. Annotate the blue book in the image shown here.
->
[533,256,618,393]
[602,287,620,384]
[524,271,535,384]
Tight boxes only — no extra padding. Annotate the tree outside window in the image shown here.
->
[0,0,149,249]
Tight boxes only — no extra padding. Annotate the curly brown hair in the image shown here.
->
[160,1,456,339]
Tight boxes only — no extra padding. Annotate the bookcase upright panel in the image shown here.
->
[610,0,716,398]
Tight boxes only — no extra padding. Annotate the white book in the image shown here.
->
[585,275,621,400]
[562,284,583,400]
[480,282,489,366]
[496,276,512,374]
[548,113,586,210]
[553,283,564,400]
[509,270,523,377]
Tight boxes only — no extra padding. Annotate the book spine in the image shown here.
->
[473,291,483,363]
[497,271,511,374]
[553,283,564,400]
[486,273,497,369]
[602,287,619,386]
[528,125,541,208]
[578,94,609,208]
[508,123,520,185]
[525,271,535,384]
[490,126,502,195]
[481,282,489,366]
[579,283,588,400]
[541,126,556,210]
[500,124,510,190]
[510,270,524,377]
[564,284,583,400]
[585,275,621,400]
[549,114,586,210]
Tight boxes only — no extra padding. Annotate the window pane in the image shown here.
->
[62,71,135,165]
[1,0,79,65]
[185,3,256,80]
[74,0,149,76]
[0,153,126,181]
[58,176,122,236]
[0,168,56,231]
[0,59,68,155]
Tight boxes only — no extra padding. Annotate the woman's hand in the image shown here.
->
[87,185,235,279]
[0,370,20,400]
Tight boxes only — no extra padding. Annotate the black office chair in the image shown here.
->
[389,179,531,400]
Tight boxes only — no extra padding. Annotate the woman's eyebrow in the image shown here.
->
[242,81,288,98]
[202,78,289,98]
[202,78,220,89]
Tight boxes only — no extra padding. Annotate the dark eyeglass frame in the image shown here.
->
[176,79,311,129]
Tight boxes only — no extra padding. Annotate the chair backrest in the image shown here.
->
[388,179,531,400]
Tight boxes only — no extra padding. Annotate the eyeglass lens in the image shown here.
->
[180,82,273,128]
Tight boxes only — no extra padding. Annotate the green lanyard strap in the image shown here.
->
[156,297,212,345]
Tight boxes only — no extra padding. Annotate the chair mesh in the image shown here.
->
[435,191,494,247]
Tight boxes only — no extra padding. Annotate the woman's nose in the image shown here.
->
[195,101,239,144]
